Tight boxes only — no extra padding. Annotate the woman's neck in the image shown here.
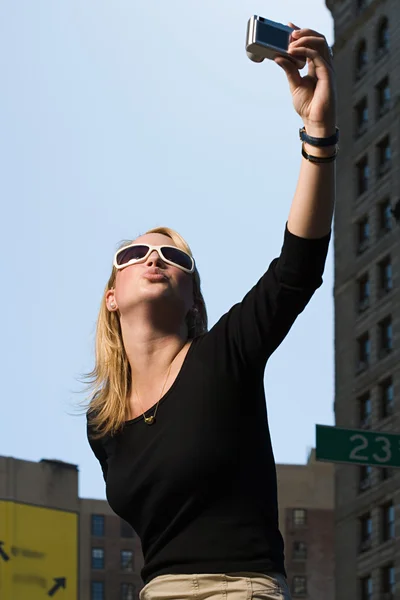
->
[120,313,189,385]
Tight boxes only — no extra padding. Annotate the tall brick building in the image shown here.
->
[325,0,400,599]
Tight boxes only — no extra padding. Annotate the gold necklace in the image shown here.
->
[133,361,173,426]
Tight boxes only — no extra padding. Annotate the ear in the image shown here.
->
[105,289,118,312]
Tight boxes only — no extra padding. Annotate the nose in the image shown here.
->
[145,249,165,268]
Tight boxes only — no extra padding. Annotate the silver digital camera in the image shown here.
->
[246,16,306,70]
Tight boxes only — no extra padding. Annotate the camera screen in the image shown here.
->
[255,21,290,51]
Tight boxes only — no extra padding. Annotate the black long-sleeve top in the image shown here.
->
[88,223,331,585]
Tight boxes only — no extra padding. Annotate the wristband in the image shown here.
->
[299,126,339,148]
[301,143,337,164]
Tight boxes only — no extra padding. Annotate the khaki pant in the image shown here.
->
[139,572,292,600]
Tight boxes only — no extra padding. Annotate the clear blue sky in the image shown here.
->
[0,1,334,500]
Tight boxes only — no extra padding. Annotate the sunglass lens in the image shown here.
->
[116,245,149,266]
[162,247,193,271]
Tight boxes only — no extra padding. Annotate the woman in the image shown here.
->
[87,24,337,600]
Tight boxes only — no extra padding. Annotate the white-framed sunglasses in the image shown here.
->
[113,243,195,273]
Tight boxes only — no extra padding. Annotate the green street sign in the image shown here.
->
[316,424,400,468]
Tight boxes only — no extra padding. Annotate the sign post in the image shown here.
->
[316,424,400,468]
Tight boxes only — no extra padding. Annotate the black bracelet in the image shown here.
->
[302,143,337,164]
[299,126,339,148]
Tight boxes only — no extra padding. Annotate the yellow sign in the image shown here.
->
[0,500,78,599]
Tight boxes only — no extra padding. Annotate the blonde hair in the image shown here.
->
[86,226,207,438]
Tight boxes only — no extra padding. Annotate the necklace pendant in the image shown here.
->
[144,415,155,425]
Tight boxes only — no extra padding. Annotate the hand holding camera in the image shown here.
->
[246,16,337,138]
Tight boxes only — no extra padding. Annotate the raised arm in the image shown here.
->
[275,24,337,239]
[205,26,337,372]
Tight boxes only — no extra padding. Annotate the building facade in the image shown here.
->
[325,0,400,599]
[0,452,334,600]
[0,456,143,600]
[277,450,335,600]
[80,498,143,600]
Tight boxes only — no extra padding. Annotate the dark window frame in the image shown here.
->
[120,549,134,572]
[292,575,307,596]
[292,541,307,560]
[91,514,105,537]
[376,77,390,118]
[381,502,395,542]
[356,155,370,195]
[356,0,368,10]
[378,199,392,236]
[360,575,373,600]
[379,377,394,419]
[359,465,372,492]
[292,508,307,527]
[357,273,370,312]
[91,581,105,600]
[381,467,393,482]
[357,333,370,373]
[359,512,372,552]
[381,563,395,595]
[355,39,368,79]
[91,547,105,570]
[376,17,389,57]
[120,582,135,600]
[357,216,370,254]
[378,317,393,358]
[378,256,392,296]
[355,97,368,137]
[358,392,371,428]
[377,136,391,177]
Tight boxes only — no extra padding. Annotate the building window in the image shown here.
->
[376,77,390,118]
[120,519,134,538]
[360,575,372,600]
[121,550,133,572]
[359,392,371,428]
[376,17,389,57]
[293,541,307,560]
[292,576,307,596]
[359,513,372,552]
[378,317,393,358]
[377,137,391,177]
[91,581,105,600]
[121,583,135,600]
[357,273,370,313]
[355,97,368,137]
[381,467,393,481]
[379,377,394,419]
[355,40,368,79]
[91,515,105,537]
[91,548,105,570]
[357,333,370,373]
[381,502,395,542]
[378,199,393,236]
[292,509,307,526]
[359,465,372,492]
[378,256,392,296]
[356,0,368,11]
[356,156,370,195]
[357,216,369,254]
[392,199,400,223]
[381,564,395,595]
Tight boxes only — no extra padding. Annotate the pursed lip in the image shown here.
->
[142,268,169,281]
